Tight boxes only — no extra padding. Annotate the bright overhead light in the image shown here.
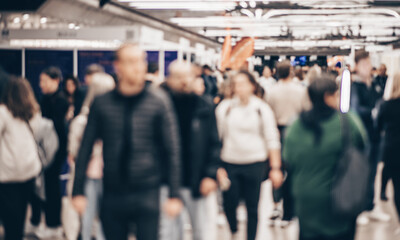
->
[13,18,21,23]
[241,9,255,18]
[10,39,121,49]
[75,26,81,30]
[249,0,256,8]
[240,1,248,8]
[340,69,351,113]
[255,8,263,19]
[68,23,75,29]
[22,14,29,20]
[129,2,236,11]
[40,17,47,24]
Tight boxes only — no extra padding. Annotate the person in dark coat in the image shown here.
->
[350,51,390,225]
[159,61,223,240]
[202,65,218,99]
[377,72,400,222]
[27,66,69,238]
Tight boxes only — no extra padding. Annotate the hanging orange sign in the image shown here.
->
[229,37,254,70]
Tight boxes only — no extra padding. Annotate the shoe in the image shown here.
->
[217,214,227,226]
[368,209,391,222]
[269,219,277,227]
[36,227,64,239]
[269,208,282,221]
[232,232,240,240]
[24,222,42,236]
[357,213,370,225]
[279,220,291,228]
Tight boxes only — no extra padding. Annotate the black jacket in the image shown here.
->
[161,84,221,198]
[377,99,400,160]
[72,86,181,198]
[40,89,69,165]
[350,81,381,142]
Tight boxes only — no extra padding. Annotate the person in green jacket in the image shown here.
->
[283,74,367,240]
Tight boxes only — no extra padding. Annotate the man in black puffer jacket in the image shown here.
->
[72,43,183,240]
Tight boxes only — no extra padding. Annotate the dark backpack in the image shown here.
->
[331,113,370,217]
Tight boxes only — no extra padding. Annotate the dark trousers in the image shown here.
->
[299,222,356,240]
[223,162,266,240]
[382,144,400,220]
[390,167,400,221]
[0,180,33,240]
[380,163,390,198]
[100,187,160,240]
[30,160,62,227]
[272,126,294,220]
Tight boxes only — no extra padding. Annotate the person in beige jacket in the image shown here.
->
[68,73,115,240]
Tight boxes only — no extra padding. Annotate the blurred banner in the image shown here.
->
[220,34,231,71]
[229,37,254,70]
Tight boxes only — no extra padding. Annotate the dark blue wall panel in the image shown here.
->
[0,49,22,76]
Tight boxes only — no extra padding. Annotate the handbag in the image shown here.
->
[331,113,370,217]
[27,117,59,200]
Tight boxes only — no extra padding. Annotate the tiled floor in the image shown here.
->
[1,164,398,240]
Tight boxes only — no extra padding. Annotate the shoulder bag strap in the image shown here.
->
[25,120,44,170]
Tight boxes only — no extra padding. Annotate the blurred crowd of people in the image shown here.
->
[0,43,399,240]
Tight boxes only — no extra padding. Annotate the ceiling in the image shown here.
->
[111,0,400,52]
[3,0,400,54]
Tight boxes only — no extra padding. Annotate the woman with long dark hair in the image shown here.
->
[0,77,42,240]
[216,70,283,240]
[64,75,85,121]
[284,74,367,240]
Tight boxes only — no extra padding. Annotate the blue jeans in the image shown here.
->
[82,178,105,240]
[159,187,206,240]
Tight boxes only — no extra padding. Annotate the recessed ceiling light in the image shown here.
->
[13,18,21,23]
[22,14,29,20]
[69,23,75,29]
[249,0,256,8]
[40,17,47,24]
[240,1,248,8]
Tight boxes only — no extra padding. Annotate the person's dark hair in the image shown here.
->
[2,77,39,122]
[355,50,369,64]
[85,64,104,76]
[235,70,264,98]
[41,66,63,82]
[300,74,338,144]
[276,60,291,79]
[147,63,159,74]
[202,65,212,71]
[295,68,304,81]
[63,75,80,95]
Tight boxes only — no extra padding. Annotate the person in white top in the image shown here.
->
[258,66,277,97]
[216,70,283,240]
[0,77,42,240]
